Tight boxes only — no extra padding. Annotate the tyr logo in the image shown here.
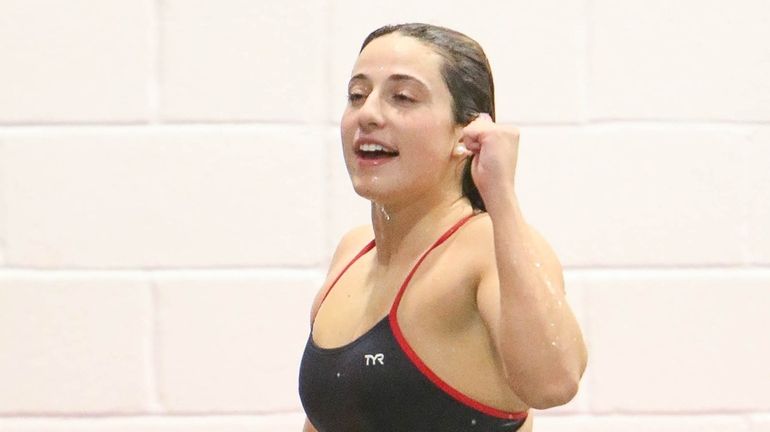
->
[364,353,385,366]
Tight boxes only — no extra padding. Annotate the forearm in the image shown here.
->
[486,191,587,408]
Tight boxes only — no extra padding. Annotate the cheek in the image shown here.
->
[409,118,454,156]
[340,112,356,143]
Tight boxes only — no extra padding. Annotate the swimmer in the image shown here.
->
[299,23,587,432]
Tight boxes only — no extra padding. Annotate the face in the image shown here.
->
[341,33,465,207]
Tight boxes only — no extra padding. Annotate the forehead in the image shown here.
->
[352,33,445,86]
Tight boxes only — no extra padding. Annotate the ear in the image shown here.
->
[451,122,468,158]
[454,144,470,157]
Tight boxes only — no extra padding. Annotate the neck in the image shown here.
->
[369,190,474,267]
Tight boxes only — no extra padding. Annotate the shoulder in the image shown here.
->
[328,224,375,274]
[455,211,559,272]
[452,212,496,265]
[308,224,374,324]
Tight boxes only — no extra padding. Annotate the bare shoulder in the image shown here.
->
[452,212,496,265]
[455,212,563,302]
[308,224,374,324]
[456,212,561,273]
[328,224,375,273]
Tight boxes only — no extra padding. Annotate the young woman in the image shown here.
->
[299,23,587,432]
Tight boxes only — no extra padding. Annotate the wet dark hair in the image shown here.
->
[360,23,495,211]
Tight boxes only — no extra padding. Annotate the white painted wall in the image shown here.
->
[1,0,768,430]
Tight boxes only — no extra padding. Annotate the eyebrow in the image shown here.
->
[348,73,428,89]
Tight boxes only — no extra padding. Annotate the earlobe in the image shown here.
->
[454,144,470,157]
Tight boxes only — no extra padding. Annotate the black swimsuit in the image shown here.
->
[299,214,528,431]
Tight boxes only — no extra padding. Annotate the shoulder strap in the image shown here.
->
[389,213,476,315]
[320,239,375,304]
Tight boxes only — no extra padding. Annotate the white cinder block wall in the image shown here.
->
[1,0,768,431]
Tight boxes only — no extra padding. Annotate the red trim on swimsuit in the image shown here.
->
[319,213,528,421]
[388,213,528,420]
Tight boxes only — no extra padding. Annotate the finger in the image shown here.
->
[464,141,482,154]
[477,112,493,122]
[461,126,487,152]
[461,113,496,153]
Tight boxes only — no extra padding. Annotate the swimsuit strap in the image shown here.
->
[388,212,529,421]
[320,211,476,314]
[319,239,375,304]
[389,212,477,315]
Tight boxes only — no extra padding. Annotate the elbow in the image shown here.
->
[516,374,580,409]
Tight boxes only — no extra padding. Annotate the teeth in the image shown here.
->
[360,143,394,153]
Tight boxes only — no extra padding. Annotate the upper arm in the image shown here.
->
[309,224,373,325]
[475,222,564,342]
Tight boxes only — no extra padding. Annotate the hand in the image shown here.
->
[460,113,520,208]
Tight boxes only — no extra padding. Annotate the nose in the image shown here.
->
[357,91,385,131]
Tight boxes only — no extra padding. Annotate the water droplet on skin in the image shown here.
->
[534,262,542,268]
[378,204,391,221]
[551,341,557,347]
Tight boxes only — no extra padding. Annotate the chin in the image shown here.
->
[351,183,382,202]
[350,178,395,203]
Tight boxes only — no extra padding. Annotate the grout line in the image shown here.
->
[581,0,592,124]
[739,128,753,265]
[564,265,770,272]
[1,120,769,130]
[0,140,7,266]
[0,266,767,277]
[0,411,307,419]
[322,0,333,264]
[0,412,765,419]
[0,268,326,277]
[147,276,164,412]
[148,0,162,125]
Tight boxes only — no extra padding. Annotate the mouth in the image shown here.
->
[354,141,400,160]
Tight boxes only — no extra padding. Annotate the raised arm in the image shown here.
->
[463,114,587,408]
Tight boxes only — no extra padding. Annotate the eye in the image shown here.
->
[393,93,415,103]
[347,92,366,104]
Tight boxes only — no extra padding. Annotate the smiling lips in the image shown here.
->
[354,138,399,162]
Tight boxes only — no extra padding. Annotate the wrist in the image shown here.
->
[481,184,518,216]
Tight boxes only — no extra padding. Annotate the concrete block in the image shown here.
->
[590,0,770,121]
[750,414,770,432]
[0,273,151,412]
[0,0,152,123]
[585,270,770,412]
[156,271,322,412]
[2,126,324,268]
[516,125,748,267]
[160,0,326,123]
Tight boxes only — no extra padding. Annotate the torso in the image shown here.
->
[310,213,532,429]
